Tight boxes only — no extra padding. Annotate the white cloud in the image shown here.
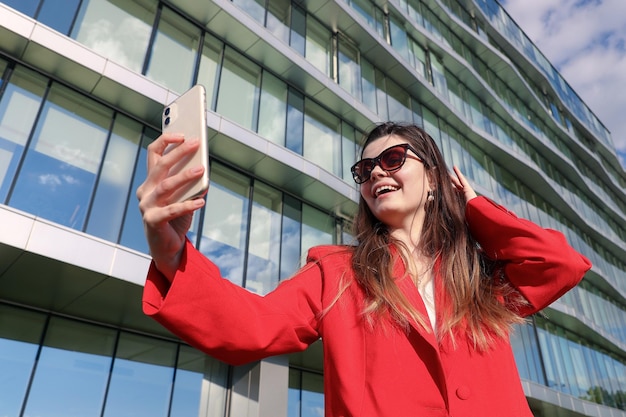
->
[502,0,626,167]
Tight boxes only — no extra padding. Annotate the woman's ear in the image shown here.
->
[426,166,438,191]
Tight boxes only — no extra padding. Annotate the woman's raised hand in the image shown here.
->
[450,166,477,204]
[136,133,206,281]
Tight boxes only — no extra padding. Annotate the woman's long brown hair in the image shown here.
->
[351,122,527,350]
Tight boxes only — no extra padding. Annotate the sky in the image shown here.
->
[500,0,626,169]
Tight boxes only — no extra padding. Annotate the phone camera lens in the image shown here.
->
[164,107,170,116]
[164,117,170,125]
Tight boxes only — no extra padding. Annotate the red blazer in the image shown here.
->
[143,197,591,417]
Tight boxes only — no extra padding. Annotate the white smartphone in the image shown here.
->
[162,84,210,203]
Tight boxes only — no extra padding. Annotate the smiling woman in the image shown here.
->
[138,121,591,417]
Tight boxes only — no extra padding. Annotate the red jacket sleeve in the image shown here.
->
[465,197,591,315]
[142,239,323,365]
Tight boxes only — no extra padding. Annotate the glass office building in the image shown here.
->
[0,0,625,415]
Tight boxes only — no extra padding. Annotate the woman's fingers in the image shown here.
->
[137,133,201,203]
[141,197,204,230]
[451,166,477,202]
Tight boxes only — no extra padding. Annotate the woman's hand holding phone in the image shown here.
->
[137,133,206,281]
[137,85,209,280]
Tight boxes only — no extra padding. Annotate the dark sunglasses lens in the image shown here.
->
[380,147,407,170]
[353,160,373,183]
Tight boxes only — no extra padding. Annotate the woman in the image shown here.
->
[138,122,591,416]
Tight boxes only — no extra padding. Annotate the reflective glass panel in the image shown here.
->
[24,316,116,417]
[287,368,302,417]
[280,195,302,278]
[2,0,39,17]
[341,123,357,183]
[286,90,304,154]
[0,66,47,202]
[338,39,361,99]
[246,181,282,295]
[119,127,159,252]
[104,332,176,417]
[266,0,291,43]
[289,6,306,55]
[386,78,412,123]
[38,0,81,34]
[305,16,331,76]
[71,0,156,73]
[9,84,111,229]
[360,58,377,114]
[303,100,341,175]
[197,33,223,112]
[389,15,409,61]
[86,114,142,242]
[146,7,201,93]
[170,345,228,417]
[0,304,46,417]
[216,48,261,130]
[258,71,287,146]
[301,371,324,417]
[301,204,333,252]
[199,163,250,286]
[233,0,265,23]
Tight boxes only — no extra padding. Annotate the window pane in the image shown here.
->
[430,53,447,94]
[119,127,159,252]
[9,84,111,229]
[0,305,46,417]
[386,78,412,123]
[286,89,304,154]
[2,0,39,17]
[266,0,291,43]
[389,15,409,61]
[301,204,333,253]
[71,0,156,73]
[170,345,228,417]
[0,66,47,202]
[258,71,287,146]
[246,181,282,295]
[104,332,176,417]
[338,38,361,99]
[24,317,116,417]
[375,69,388,120]
[305,16,331,76]
[145,7,200,92]
[301,372,324,417]
[38,0,81,35]
[289,6,306,55]
[348,0,377,29]
[408,39,427,79]
[197,33,223,112]
[287,368,302,417]
[86,114,142,242]
[216,48,261,130]
[280,195,302,279]
[303,100,341,175]
[233,0,265,24]
[199,163,250,286]
[341,123,357,183]
[360,58,377,114]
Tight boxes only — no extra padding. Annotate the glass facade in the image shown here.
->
[0,0,624,416]
[0,303,229,417]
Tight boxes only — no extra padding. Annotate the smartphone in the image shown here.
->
[162,84,209,203]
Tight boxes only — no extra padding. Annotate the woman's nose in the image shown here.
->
[369,164,388,180]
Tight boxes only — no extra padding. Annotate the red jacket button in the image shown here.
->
[456,385,471,400]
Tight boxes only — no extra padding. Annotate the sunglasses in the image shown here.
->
[351,143,424,184]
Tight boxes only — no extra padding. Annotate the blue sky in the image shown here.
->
[501,0,626,169]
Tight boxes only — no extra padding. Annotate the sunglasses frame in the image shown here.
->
[351,143,424,184]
